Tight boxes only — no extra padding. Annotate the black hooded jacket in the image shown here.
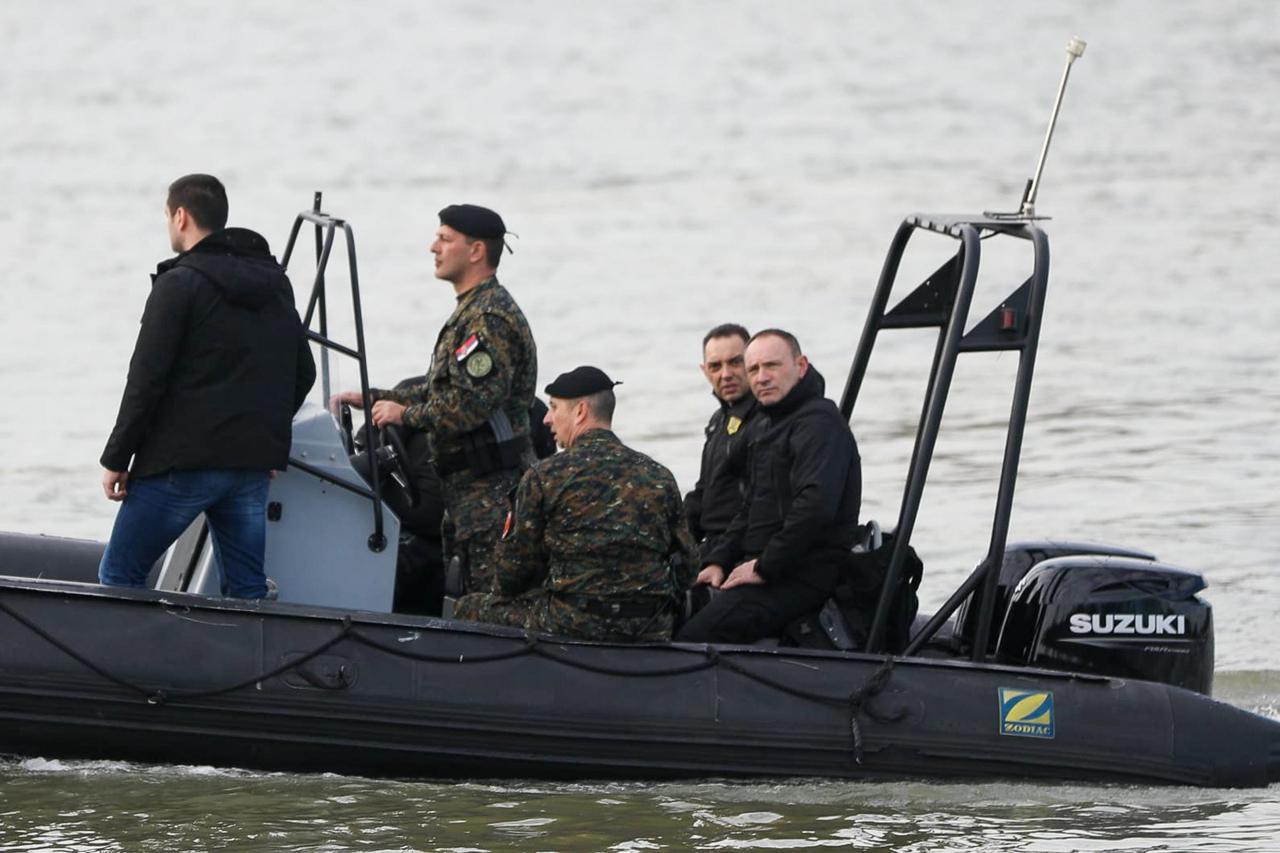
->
[101,228,317,478]
[684,392,759,545]
[703,366,861,591]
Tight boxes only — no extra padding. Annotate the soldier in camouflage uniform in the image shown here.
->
[454,366,695,642]
[334,204,536,593]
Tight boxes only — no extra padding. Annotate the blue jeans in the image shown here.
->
[98,469,271,599]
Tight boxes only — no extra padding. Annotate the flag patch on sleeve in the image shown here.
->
[455,334,480,360]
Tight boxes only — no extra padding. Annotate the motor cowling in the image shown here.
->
[956,541,1157,656]
[995,555,1214,694]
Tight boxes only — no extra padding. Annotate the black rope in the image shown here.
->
[0,598,357,705]
[0,592,905,744]
[527,641,720,678]
[844,657,898,764]
[713,652,862,707]
[0,598,156,701]
[345,628,536,665]
[146,618,355,705]
[348,628,720,677]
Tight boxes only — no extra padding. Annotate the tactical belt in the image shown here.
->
[556,593,670,620]
[435,445,528,477]
[435,409,532,477]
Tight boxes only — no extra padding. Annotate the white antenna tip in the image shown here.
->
[1066,37,1087,59]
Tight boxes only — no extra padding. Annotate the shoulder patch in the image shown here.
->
[465,350,494,378]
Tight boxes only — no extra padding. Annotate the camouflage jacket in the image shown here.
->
[495,428,695,600]
[375,276,536,460]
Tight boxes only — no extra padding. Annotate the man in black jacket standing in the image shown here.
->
[677,329,860,644]
[684,323,759,563]
[98,174,316,598]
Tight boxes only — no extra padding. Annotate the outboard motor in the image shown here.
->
[995,555,1214,694]
[956,540,1157,656]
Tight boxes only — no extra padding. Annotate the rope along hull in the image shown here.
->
[1,578,1276,787]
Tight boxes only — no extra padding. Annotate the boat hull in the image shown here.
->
[1,576,1276,787]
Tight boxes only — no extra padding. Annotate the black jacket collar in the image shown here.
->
[155,227,274,277]
[715,392,757,419]
[155,228,285,310]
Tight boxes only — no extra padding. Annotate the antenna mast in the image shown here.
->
[1019,37,1087,217]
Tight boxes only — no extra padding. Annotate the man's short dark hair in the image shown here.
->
[477,236,503,269]
[167,174,228,232]
[749,328,802,357]
[702,323,750,350]
[583,389,616,424]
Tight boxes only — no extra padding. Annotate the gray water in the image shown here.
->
[1,0,1278,849]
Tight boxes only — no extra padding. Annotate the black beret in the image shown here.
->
[438,203,506,238]
[545,366,621,399]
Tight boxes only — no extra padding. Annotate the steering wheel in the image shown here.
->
[338,403,356,455]
[375,424,418,507]
[340,405,416,505]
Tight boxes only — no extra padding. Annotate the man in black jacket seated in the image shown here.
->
[684,323,760,565]
[676,329,860,644]
[98,174,316,598]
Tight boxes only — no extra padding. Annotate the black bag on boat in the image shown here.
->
[839,531,923,653]
[783,530,923,654]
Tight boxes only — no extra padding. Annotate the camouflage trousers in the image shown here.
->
[453,589,674,643]
[456,526,503,595]
[443,468,522,595]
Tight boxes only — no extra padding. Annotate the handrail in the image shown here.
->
[280,199,388,552]
[965,224,1048,660]
[842,215,1050,659]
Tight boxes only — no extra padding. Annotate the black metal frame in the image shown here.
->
[840,214,1049,659]
[279,195,388,552]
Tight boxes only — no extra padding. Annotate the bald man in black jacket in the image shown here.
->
[677,329,860,645]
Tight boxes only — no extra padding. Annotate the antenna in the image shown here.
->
[1018,37,1087,217]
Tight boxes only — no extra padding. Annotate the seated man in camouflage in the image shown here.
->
[453,366,694,642]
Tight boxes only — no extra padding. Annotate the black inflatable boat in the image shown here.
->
[2,45,1277,787]
[2,199,1276,787]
